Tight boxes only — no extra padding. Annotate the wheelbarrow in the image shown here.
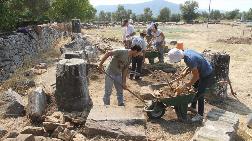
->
[145,50,159,64]
[144,92,195,120]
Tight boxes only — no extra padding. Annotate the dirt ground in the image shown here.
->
[84,23,252,140]
[1,23,252,141]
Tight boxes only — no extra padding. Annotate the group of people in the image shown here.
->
[98,19,214,123]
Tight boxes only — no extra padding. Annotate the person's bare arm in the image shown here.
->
[160,32,165,42]
[142,50,146,63]
[130,32,136,36]
[98,51,113,71]
[122,67,128,89]
[185,68,199,87]
[175,68,199,94]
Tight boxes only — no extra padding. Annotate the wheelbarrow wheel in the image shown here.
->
[146,101,165,119]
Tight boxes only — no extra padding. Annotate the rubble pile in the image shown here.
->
[3,111,89,141]
[217,37,252,45]
[61,34,99,63]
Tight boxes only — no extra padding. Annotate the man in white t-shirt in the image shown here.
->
[122,19,135,49]
[151,23,165,63]
[130,30,147,80]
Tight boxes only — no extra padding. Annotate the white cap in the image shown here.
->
[167,48,184,63]
[129,19,133,24]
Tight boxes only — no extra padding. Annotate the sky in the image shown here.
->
[90,0,252,11]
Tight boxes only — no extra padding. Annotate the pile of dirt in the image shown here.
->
[217,37,252,45]
[102,37,121,43]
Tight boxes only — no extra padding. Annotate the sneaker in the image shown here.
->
[191,114,203,122]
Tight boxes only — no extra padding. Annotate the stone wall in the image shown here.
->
[0,25,65,82]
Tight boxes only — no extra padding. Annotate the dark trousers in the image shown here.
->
[130,56,143,79]
[191,73,214,116]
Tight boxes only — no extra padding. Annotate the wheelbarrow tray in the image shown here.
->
[158,93,195,107]
[145,50,159,58]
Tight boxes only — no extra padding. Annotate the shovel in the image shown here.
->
[97,67,148,106]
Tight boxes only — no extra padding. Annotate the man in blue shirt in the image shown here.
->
[168,48,214,122]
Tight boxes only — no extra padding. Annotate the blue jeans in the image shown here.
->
[130,56,143,79]
[103,72,124,105]
[154,42,164,63]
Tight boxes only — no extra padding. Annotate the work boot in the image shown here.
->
[191,114,203,123]
[118,103,125,106]
[129,74,134,80]
[188,107,197,114]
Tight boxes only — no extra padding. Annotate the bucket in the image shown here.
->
[176,42,184,50]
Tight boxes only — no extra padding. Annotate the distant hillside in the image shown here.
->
[95,0,180,16]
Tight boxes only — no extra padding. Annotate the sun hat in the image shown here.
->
[167,48,184,63]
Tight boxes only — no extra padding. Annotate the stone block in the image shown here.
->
[0,89,25,117]
[85,105,146,141]
[27,87,47,122]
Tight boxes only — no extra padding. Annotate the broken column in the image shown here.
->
[27,87,47,122]
[55,58,92,112]
[203,50,230,101]
[72,19,81,33]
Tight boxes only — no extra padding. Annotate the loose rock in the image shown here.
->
[43,122,67,132]
[27,87,47,122]
[20,126,46,136]
[6,131,19,138]
[0,89,25,117]
[0,127,8,138]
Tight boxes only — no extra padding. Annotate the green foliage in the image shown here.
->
[0,0,96,32]
[245,8,252,20]
[0,0,26,32]
[99,11,112,22]
[224,9,240,20]
[180,0,199,23]
[48,0,96,22]
[157,7,171,22]
[210,10,222,20]
[170,14,181,22]
[143,7,153,22]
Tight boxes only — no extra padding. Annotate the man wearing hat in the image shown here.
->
[130,30,147,80]
[122,19,135,49]
[167,48,214,122]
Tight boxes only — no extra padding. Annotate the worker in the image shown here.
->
[146,22,155,48]
[122,19,136,49]
[130,30,147,80]
[151,23,165,63]
[167,48,214,122]
[98,45,142,106]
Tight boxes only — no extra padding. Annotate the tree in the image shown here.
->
[23,0,51,21]
[49,0,96,22]
[225,9,240,20]
[143,7,153,22]
[115,5,127,22]
[98,11,106,21]
[131,13,137,22]
[170,14,181,22]
[180,0,199,23]
[0,0,27,32]
[210,10,222,20]
[157,7,171,22]
[245,8,252,20]
[136,14,145,22]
